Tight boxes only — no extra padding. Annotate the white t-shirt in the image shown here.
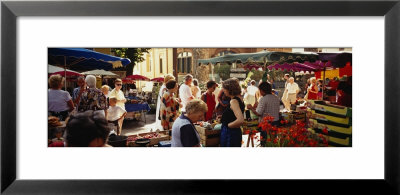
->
[194,86,201,99]
[179,84,193,112]
[48,89,72,112]
[109,89,126,109]
[246,85,258,96]
[287,82,300,94]
[107,105,126,121]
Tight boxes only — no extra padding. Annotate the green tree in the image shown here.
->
[111,48,150,75]
[214,64,231,81]
[250,70,264,82]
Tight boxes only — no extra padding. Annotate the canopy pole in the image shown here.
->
[64,56,67,90]
[322,63,326,100]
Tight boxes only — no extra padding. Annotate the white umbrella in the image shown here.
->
[48,64,80,74]
[81,69,117,76]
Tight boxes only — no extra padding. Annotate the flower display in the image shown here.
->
[257,116,328,147]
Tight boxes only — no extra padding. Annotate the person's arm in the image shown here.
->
[187,87,195,100]
[74,86,85,105]
[249,98,263,117]
[118,91,127,104]
[228,99,244,128]
[217,90,226,106]
[119,109,127,120]
[201,93,206,103]
[67,99,75,112]
[311,85,318,93]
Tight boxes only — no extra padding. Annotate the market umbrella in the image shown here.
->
[198,51,319,65]
[150,77,164,82]
[49,71,82,77]
[81,69,117,76]
[48,64,80,74]
[48,48,131,88]
[122,78,135,84]
[48,48,131,70]
[125,74,150,81]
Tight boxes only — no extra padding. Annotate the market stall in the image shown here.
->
[196,51,352,147]
[123,74,151,123]
[48,48,131,88]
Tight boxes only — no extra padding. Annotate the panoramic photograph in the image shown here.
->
[48,48,352,147]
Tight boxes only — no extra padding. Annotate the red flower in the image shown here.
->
[273,138,278,144]
[244,130,250,135]
[267,138,271,142]
[322,127,328,135]
[252,130,258,134]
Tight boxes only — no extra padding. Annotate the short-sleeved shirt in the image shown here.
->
[160,91,180,130]
[72,87,80,102]
[256,94,280,122]
[77,88,107,112]
[287,82,300,94]
[246,85,258,96]
[107,105,126,121]
[171,114,200,147]
[179,84,192,112]
[48,89,72,112]
[109,89,126,109]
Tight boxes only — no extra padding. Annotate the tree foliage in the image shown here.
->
[111,48,150,75]
[214,64,231,81]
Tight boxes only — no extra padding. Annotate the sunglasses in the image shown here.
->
[116,84,122,86]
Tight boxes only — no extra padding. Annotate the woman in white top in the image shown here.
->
[191,79,201,99]
[109,79,126,129]
[48,74,74,121]
[109,79,126,109]
[155,74,175,131]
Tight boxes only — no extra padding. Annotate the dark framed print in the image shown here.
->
[2,0,399,194]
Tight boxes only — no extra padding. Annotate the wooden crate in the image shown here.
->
[126,132,170,147]
[196,126,220,147]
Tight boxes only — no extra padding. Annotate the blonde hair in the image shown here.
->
[164,74,175,83]
[109,96,117,103]
[185,99,208,115]
[310,77,317,84]
[101,85,110,91]
[49,74,64,88]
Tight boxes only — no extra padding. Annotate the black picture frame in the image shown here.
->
[1,0,399,194]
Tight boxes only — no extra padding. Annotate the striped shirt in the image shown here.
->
[256,94,280,122]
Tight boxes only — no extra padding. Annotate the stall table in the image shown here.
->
[124,97,150,123]
[195,125,220,147]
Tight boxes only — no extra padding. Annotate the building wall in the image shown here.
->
[93,48,111,55]
[134,48,174,91]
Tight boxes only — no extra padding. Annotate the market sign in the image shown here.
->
[230,73,247,78]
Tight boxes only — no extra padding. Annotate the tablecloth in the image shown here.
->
[125,103,150,112]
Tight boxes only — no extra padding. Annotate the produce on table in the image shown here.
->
[127,133,162,142]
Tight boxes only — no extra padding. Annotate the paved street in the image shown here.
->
[121,113,157,136]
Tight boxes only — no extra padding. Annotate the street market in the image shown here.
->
[48,48,352,147]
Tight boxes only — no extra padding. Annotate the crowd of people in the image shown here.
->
[48,74,129,147]
[48,71,352,147]
[153,73,283,147]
